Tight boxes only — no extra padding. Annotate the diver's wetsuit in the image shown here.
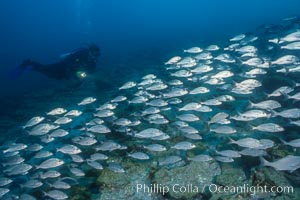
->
[20,45,100,80]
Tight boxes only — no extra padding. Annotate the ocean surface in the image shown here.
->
[1,0,300,199]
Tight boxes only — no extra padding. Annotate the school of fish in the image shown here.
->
[1,16,300,199]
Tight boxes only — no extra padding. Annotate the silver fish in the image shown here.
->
[33,150,53,159]
[150,118,169,124]
[208,112,229,125]
[229,34,246,41]
[171,70,192,77]
[27,143,43,152]
[202,99,222,106]
[272,55,298,65]
[168,79,183,86]
[47,108,67,115]
[252,123,284,132]
[108,162,125,173]
[129,96,148,104]
[3,143,27,154]
[3,155,25,166]
[95,141,121,151]
[143,144,167,152]
[78,97,96,106]
[260,155,300,171]
[287,92,300,100]
[119,81,136,90]
[280,31,300,42]
[0,188,9,198]
[257,139,274,150]
[273,108,300,118]
[87,160,103,170]
[184,133,203,140]
[128,152,150,160]
[70,154,84,163]
[189,86,210,94]
[49,129,69,138]
[211,70,234,79]
[167,98,183,104]
[21,179,43,188]
[87,125,111,134]
[191,65,213,74]
[64,110,82,117]
[4,163,32,175]
[146,83,168,91]
[184,47,203,53]
[86,118,104,126]
[89,153,108,161]
[242,57,263,66]
[236,45,257,53]
[206,45,220,51]
[239,148,267,157]
[176,114,199,122]
[171,141,195,150]
[29,123,59,136]
[210,126,236,134]
[216,150,241,158]
[180,126,199,134]
[179,102,201,111]
[0,177,12,187]
[195,52,213,60]
[111,96,127,103]
[49,180,71,189]
[215,156,234,163]
[23,116,45,129]
[40,170,61,179]
[54,117,72,125]
[114,118,132,126]
[36,158,64,169]
[57,144,81,155]
[230,137,263,149]
[141,107,160,116]
[165,56,181,65]
[281,41,300,50]
[43,190,68,200]
[267,86,294,97]
[135,128,165,139]
[216,95,235,102]
[248,100,281,110]
[70,167,85,177]
[94,109,114,118]
[280,138,300,147]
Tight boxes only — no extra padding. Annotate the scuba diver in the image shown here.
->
[16,44,100,83]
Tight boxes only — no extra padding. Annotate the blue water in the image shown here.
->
[1,1,300,199]
[1,0,300,95]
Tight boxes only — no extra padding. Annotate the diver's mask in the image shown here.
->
[76,71,87,79]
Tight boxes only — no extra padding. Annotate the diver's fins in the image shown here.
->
[9,59,32,79]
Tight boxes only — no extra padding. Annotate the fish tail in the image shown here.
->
[247,100,254,108]
[228,137,236,144]
[269,110,277,117]
[250,124,256,130]
[42,191,48,197]
[279,138,288,145]
[259,156,271,167]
